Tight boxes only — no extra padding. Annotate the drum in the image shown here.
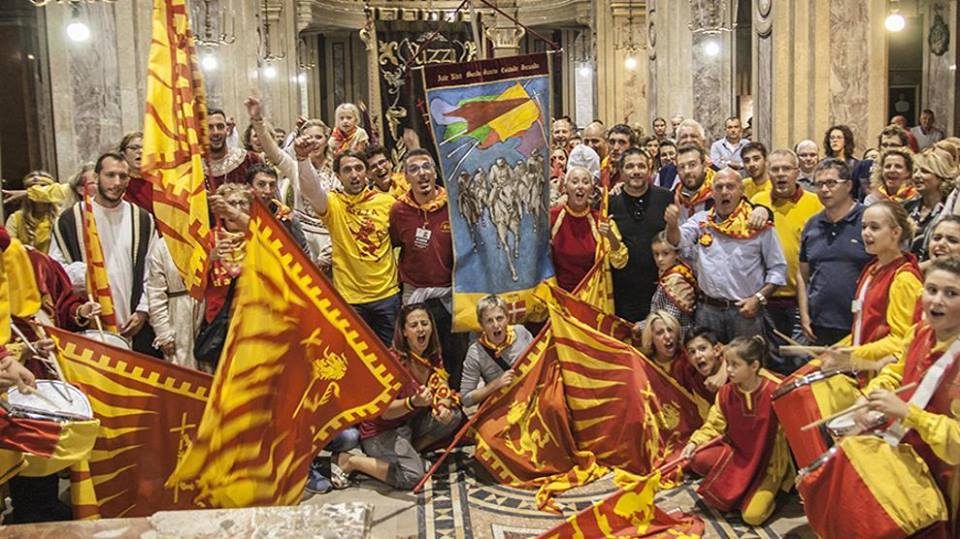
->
[79,329,131,350]
[6,380,93,422]
[797,435,948,539]
[771,365,859,469]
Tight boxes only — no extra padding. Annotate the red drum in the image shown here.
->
[771,366,858,469]
[797,435,948,539]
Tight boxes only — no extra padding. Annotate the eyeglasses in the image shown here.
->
[405,163,435,175]
[813,179,848,191]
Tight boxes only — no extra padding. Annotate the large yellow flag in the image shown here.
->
[167,201,406,508]
[82,194,119,331]
[142,0,211,299]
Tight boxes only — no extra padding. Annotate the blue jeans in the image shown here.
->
[352,293,401,346]
[306,427,361,494]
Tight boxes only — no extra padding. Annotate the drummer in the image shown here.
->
[832,201,923,364]
[855,255,960,537]
[0,346,38,393]
[681,336,794,526]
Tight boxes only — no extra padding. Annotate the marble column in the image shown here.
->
[45,0,302,178]
[486,0,524,58]
[763,0,887,155]
[594,0,648,126]
[646,0,693,128]
[922,0,957,135]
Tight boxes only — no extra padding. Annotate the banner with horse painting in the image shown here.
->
[422,53,555,331]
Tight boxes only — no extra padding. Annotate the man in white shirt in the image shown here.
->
[911,109,945,150]
[709,116,748,171]
[50,152,158,354]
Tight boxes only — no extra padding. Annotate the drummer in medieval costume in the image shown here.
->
[682,336,795,527]
[49,152,158,356]
[204,108,264,192]
[853,255,960,538]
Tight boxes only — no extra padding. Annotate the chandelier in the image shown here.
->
[615,0,641,70]
[193,0,237,47]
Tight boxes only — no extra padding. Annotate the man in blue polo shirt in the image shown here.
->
[799,158,872,345]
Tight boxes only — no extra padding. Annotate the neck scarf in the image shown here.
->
[478,325,516,366]
[699,199,770,244]
[881,183,919,204]
[675,167,715,210]
[406,351,461,414]
[399,187,448,213]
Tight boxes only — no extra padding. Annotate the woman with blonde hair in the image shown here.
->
[4,171,60,252]
[906,148,957,257]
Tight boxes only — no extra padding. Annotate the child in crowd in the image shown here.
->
[682,327,728,402]
[681,336,794,527]
[329,103,369,155]
[649,231,697,333]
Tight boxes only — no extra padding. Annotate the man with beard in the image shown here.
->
[609,147,673,323]
[50,152,159,355]
[552,117,573,150]
[673,145,716,221]
[205,108,264,192]
[389,149,469,388]
[602,124,636,188]
[297,144,399,345]
[666,168,787,342]
[741,142,772,200]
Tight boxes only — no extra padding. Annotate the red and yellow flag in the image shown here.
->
[142,0,211,300]
[0,237,43,344]
[553,278,634,344]
[538,470,705,538]
[46,325,212,518]
[166,201,406,508]
[548,301,707,475]
[0,404,98,486]
[81,194,119,331]
[473,326,607,512]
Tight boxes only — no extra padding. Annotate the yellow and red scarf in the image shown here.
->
[398,187,448,213]
[407,351,461,414]
[698,199,770,246]
[674,167,715,211]
[658,261,698,314]
[880,184,919,204]
[477,325,517,359]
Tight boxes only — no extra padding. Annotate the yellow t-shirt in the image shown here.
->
[743,176,773,201]
[321,189,399,304]
[751,188,823,297]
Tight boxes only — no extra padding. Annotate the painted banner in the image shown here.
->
[422,53,555,331]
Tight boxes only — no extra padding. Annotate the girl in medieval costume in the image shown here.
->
[681,336,794,526]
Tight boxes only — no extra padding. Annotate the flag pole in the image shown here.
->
[412,323,549,494]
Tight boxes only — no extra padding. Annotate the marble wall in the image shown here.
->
[922,0,957,135]
[594,0,648,126]
[45,0,301,177]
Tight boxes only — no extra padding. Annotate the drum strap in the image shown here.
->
[883,336,960,445]
[851,274,872,347]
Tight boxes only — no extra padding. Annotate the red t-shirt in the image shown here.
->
[389,193,453,289]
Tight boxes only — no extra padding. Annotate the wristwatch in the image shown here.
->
[754,292,768,306]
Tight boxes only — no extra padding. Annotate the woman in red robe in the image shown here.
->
[681,336,794,526]
[549,165,628,295]
[859,255,960,538]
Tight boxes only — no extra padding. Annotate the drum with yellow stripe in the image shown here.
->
[797,435,948,538]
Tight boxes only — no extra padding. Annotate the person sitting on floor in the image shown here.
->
[682,326,728,402]
[338,304,463,490]
[459,295,534,408]
[681,336,794,527]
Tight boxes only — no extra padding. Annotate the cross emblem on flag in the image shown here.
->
[506,300,527,324]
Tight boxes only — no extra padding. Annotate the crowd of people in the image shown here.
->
[2,96,959,534]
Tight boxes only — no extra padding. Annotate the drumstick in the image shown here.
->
[773,329,802,347]
[24,321,75,404]
[87,294,107,343]
[800,382,918,432]
[656,435,723,475]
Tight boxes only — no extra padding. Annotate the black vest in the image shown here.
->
[52,201,154,314]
